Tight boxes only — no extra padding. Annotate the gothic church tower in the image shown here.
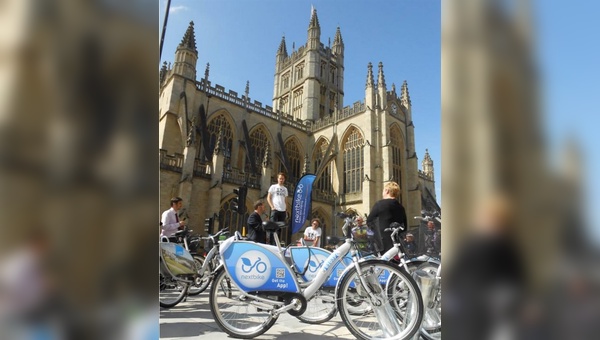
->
[272,8,344,121]
[173,21,198,80]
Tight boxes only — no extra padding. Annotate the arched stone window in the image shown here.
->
[390,125,404,204]
[292,88,303,120]
[313,139,332,193]
[207,114,233,164]
[285,139,302,184]
[248,127,269,174]
[390,125,403,184]
[343,127,364,194]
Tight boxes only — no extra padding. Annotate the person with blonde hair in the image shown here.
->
[366,181,407,252]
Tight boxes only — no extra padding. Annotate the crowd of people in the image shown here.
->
[159,178,440,257]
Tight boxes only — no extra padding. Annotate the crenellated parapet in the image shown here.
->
[195,79,310,131]
[279,42,342,70]
[310,101,365,131]
[418,169,433,181]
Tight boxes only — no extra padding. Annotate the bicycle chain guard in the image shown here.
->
[284,293,307,316]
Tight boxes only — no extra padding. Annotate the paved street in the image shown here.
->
[160,292,355,339]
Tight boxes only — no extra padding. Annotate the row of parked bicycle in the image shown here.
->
[159,212,441,340]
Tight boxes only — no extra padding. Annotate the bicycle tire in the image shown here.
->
[159,273,189,308]
[295,287,337,324]
[209,268,278,338]
[336,260,424,340]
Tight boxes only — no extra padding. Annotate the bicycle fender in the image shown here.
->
[221,240,300,293]
[160,242,196,276]
[405,258,440,267]
[288,246,352,287]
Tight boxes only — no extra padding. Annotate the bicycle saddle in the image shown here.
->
[262,221,286,231]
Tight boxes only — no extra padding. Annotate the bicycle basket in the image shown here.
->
[351,226,369,241]
[188,237,202,253]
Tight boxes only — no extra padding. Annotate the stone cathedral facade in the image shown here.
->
[159,9,438,244]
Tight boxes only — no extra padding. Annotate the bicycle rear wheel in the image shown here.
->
[209,268,278,338]
[159,273,189,308]
[295,287,337,324]
[337,260,423,340]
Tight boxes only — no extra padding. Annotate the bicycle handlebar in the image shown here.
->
[414,215,442,223]
[201,228,229,243]
[383,222,404,232]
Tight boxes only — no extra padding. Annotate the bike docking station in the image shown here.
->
[207,178,427,339]
[218,221,309,316]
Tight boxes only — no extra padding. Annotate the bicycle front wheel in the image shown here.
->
[209,268,278,338]
[337,260,423,340]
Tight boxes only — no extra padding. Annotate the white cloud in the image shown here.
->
[170,5,188,14]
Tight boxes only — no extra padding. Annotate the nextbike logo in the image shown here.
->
[235,250,270,288]
[303,254,327,281]
[293,184,305,223]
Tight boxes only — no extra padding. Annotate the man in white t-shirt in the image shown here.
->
[303,218,322,248]
[267,172,288,245]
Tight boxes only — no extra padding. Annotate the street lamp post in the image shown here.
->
[159,0,172,60]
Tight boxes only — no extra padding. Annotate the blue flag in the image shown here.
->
[291,174,317,234]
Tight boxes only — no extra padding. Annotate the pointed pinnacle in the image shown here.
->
[377,62,386,88]
[366,62,374,87]
[178,21,197,52]
[277,36,288,55]
[309,8,320,28]
[334,26,344,45]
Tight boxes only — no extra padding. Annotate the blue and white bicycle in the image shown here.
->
[208,214,424,339]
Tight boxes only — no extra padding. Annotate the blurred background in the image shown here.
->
[442,0,600,339]
[0,0,597,339]
[0,1,157,339]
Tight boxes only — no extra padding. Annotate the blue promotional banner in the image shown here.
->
[291,174,317,234]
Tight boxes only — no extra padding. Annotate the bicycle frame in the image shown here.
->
[218,228,361,316]
[197,228,228,276]
[380,229,410,269]
[198,244,219,276]
[287,245,353,287]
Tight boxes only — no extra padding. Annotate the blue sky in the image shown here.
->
[159,0,442,203]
